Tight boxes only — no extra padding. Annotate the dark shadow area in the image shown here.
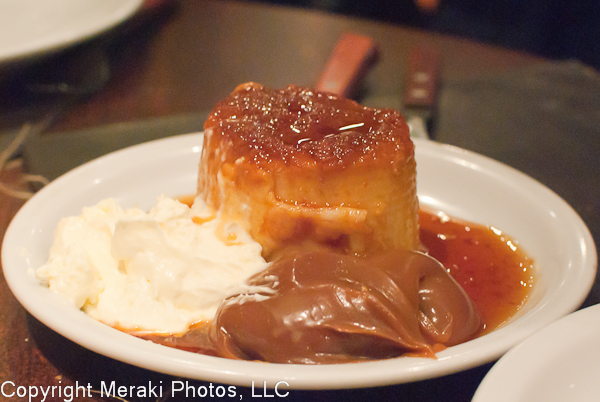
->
[239,0,600,70]
[0,0,178,138]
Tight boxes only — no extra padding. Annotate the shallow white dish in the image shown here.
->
[473,302,600,402]
[2,133,597,390]
[0,0,143,65]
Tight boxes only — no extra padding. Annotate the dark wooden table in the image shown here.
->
[1,1,598,401]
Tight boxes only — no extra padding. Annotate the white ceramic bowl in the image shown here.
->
[0,0,143,65]
[2,134,596,389]
[473,303,600,402]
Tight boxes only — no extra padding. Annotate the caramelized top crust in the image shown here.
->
[203,83,413,170]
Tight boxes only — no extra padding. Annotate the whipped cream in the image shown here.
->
[36,195,269,334]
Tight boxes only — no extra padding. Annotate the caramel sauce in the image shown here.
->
[203,83,413,170]
[192,215,214,225]
[179,194,196,206]
[419,209,535,333]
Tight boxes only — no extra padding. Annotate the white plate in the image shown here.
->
[2,133,597,390]
[473,303,600,402]
[0,0,143,65]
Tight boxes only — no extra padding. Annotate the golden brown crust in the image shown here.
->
[198,83,420,258]
[202,83,414,171]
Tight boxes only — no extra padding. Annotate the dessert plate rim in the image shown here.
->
[472,302,600,402]
[0,0,143,65]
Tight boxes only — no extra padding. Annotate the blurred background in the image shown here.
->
[236,0,600,70]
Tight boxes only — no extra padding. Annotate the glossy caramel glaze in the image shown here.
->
[203,82,413,171]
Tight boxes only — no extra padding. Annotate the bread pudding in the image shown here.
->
[197,82,420,258]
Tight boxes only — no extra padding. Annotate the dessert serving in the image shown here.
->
[35,83,535,364]
[199,82,420,259]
